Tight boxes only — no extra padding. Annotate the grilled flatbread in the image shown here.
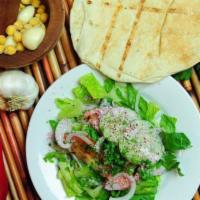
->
[70,0,200,82]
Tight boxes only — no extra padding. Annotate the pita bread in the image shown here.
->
[70,0,200,82]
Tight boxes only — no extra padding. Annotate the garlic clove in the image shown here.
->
[22,24,46,50]
[17,5,35,24]
[5,36,16,47]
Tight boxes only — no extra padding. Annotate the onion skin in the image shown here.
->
[55,119,72,149]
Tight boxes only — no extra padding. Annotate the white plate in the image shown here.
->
[26,64,200,200]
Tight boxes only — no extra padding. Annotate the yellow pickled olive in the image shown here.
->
[4,46,17,55]
[31,0,41,8]
[40,13,48,23]
[0,45,4,54]
[20,3,25,10]
[0,35,6,45]
[14,21,24,30]
[16,43,25,52]
[37,5,45,14]
[29,17,40,26]
[35,13,41,19]
[14,31,22,42]
[21,0,31,4]
[6,25,16,36]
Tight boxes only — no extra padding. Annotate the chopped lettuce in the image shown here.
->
[104,78,115,93]
[138,97,148,119]
[115,87,130,107]
[58,159,108,199]
[58,170,76,197]
[161,132,191,152]
[161,152,183,176]
[111,190,129,198]
[72,123,100,142]
[59,161,83,195]
[83,125,99,142]
[135,176,160,194]
[139,98,160,122]
[133,176,160,200]
[73,85,93,103]
[160,114,177,133]
[85,185,104,199]
[102,140,126,175]
[75,196,92,200]
[48,119,58,131]
[131,194,156,200]
[107,83,159,123]
[145,103,160,122]
[44,151,66,163]
[127,84,138,110]
[80,73,106,99]
[55,98,83,119]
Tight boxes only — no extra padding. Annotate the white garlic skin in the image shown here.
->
[17,5,35,24]
[22,24,46,50]
[5,36,16,47]
[0,70,39,109]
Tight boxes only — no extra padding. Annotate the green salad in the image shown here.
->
[44,73,191,200]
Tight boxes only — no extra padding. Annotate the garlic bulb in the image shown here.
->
[0,70,39,111]
[17,5,35,24]
[22,24,46,50]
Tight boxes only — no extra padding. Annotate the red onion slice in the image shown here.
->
[94,137,105,153]
[55,119,95,149]
[55,119,72,149]
[105,173,136,200]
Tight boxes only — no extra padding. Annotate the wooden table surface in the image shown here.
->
[0,0,200,200]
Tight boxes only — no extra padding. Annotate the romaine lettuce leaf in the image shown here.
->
[55,98,83,119]
[127,84,138,110]
[139,99,160,122]
[104,78,115,93]
[73,85,94,103]
[80,73,106,99]
[58,170,76,197]
[161,152,183,176]
[83,125,99,142]
[115,87,130,107]
[75,196,92,200]
[145,103,160,122]
[160,114,177,133]
[59,161,83,195]
[131,194,155,200]
[133,176,160,200]
[138,96,148,119]
[161,132,191,151]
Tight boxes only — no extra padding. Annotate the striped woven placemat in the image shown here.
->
[0,0,200,199]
